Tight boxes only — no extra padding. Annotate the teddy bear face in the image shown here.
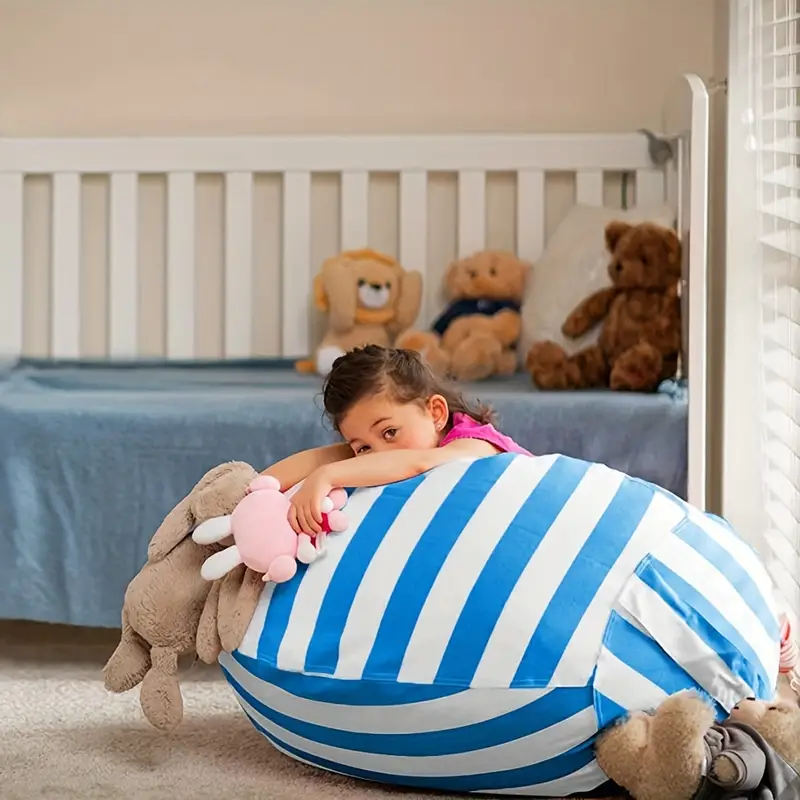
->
[730,697,800,771]
[604,221,682,291]
[445,250,528,302]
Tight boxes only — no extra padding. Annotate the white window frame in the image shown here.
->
[723,0,800,624]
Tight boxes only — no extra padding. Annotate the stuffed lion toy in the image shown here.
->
[295,248,423,376]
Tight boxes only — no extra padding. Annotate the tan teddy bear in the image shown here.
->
[526,221,682,392]
[595,691,800,800]
[295,248,423,377]
[397,250,530,381]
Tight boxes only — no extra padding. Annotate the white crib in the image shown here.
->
[0,74,710,506]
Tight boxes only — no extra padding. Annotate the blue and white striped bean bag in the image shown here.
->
[218,452,782,797]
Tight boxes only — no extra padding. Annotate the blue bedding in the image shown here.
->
[0,359,687,628]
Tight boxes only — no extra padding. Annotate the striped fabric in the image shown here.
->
[219,453,782,796]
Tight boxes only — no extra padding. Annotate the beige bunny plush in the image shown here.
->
[103,461,265,731]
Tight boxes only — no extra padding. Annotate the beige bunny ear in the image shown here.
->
[147,462,256,564]
[218,567,264,654]
[196,580,223,664]
[147,496,194,563]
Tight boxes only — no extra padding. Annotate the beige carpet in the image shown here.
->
[1,621,470,800]
[0,622,625,800]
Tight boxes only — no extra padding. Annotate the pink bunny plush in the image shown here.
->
[191,475,348,584]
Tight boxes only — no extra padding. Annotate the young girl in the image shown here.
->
[263,345,531,537]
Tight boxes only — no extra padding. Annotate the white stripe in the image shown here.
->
[593,647,669,711]
[618,575,754,711]
[222,651,549,734]
[656,533,780,680]
[549,491,685,685]
[687,508,778,610]
[275,486,382,672]
[485,760,608,796]
[396,455,554,685]
[232,690,596,777]
[334,461,473,679]
[236,581,276,659]
[471,463,625,688]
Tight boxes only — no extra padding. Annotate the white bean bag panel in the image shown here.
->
[218,453,782,797]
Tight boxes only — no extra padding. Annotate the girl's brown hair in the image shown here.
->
[322,345,495,431]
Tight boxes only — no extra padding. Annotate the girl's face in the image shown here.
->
[339,390,449,456]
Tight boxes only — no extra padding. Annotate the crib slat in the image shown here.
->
[576,170,604,206]
[516,169,545,263]
[109,173,139,358]
[341,170,369,251]
[0,174,24,357]
[224,172,254,358]
[399,169,428,325]
[282,171,312,358]
[635,168,665,208]
[457,170,486,258]
[51,173,82,359]
[166,172,196,360]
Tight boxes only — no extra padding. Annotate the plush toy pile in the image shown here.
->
[296,247,529,381]
[596,690,800,800]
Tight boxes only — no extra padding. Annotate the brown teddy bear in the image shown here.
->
[397,249,529,381]
[525,221,682,392]
[595,691,800,800]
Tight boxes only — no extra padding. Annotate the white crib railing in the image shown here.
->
[0,133,668,362]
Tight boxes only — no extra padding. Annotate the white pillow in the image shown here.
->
[520,203,675,357]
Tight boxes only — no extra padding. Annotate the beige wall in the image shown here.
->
[1,0,729,503]
[2,0,716,137]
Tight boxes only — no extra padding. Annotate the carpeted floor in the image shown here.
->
[0,621,622,800]
[0,621,460,800]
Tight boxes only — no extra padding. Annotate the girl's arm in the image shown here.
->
[260,443,354,490]
[318,438,497,489]
[288,438,498,534]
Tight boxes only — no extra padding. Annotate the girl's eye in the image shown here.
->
[383,428,397,440]
[356,445,370,455]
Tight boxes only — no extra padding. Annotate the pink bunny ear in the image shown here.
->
[247,475,281,494]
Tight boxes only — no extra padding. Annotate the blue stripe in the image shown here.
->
[435,455,591,687]
[593,692,630,730]
[673,519,780,642]
[637,559,774,701]
[256,565,308,664]
[231,650,465,704]
[512,476,655,685]
[224,665,593,757]
[244,711,599,793]
[602,612,727,719]
[363,454,514,680]
[304,474,427,674]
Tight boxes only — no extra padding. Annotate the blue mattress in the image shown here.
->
[0,359,687,628]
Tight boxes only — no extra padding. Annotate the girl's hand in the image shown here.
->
[288,469,332,536]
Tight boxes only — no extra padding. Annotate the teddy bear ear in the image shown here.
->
[605,220,633,253]
[444,258,467,294]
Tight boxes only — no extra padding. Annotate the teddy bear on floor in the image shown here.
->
[595,691,800,800]
[397,250,529,382]
[526,221,682,392]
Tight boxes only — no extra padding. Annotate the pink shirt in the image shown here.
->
[439,412,533,456]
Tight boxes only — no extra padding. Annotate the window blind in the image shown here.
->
[752,0,800,619]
